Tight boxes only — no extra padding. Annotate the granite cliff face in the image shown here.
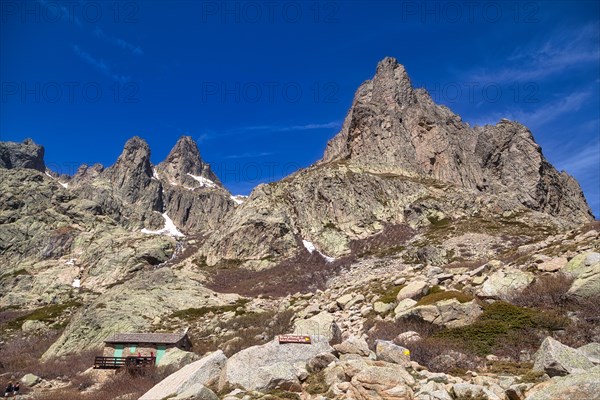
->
[0,138,46,172]
[0,135,233,310]
[156,136,234,233]
[198,57,593,268]
[322,57,591,222]
[70,136,234,233]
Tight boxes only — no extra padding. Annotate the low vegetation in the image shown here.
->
[0,301,81,333]
[415,289,474,306]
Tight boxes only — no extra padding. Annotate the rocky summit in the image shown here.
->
[0,58,598,400]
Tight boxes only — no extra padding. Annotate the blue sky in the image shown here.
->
[1,0,599,217]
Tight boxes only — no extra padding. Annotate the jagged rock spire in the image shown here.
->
[104,136,163,211]
[157,136,222,188]
[321,57,592,223]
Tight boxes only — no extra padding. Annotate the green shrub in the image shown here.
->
[416,290,474,306]
[4,301,82,331]
[436,301,567,355]
[373,284,406,304]
[304,371,329,394]
[264,390,301,400]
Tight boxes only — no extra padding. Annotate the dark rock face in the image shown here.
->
[155,136,234,232]
[104,136,164,212]
[322,57,592,223]
[69,136,233,233]
[0,138,46,172]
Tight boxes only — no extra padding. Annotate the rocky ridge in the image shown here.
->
[197,57,593,269]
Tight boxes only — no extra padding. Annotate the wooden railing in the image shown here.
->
[94,356,155,369]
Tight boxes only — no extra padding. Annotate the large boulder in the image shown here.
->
[342,358,416,394]
[218,335,334,392]
[415,381,453,400]
[524,369,600,400]
[21,373,41,387]
[395,299,482,328]
[394,298,417,318]
[171,384,218,400]
[375,340,411,367]
[140,350,226,400]
[451,383,501,400]
[478,268,534,299]
[333,335,370,357]
[578,343,600,365]
[157,348,199,369]
[293,311,342,345]
[396,280,429,301]
[564,252,600,298]
[533,337,594,377]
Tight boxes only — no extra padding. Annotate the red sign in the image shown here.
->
[278,335,312,344]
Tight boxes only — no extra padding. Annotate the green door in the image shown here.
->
[114,344,124,358]
[155,344,166,364]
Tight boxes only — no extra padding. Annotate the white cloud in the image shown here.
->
[72,45,131,83]
[94,27,144,56]
[466,90,591,129]
[468,24,599,83]
[234,121,342,133]
[196,121,342,142]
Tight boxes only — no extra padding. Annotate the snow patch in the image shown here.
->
[187,173,217,188]
[65,258,76,266]
[152,169,160,180]
[302,239,335,263]
[302,240,317,253]
[231,195,247,205]
[72,278,81,288]
[45,170,69,188]
[141,213,185,237]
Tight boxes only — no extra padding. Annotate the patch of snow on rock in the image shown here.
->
[186,173,217,188]
[302,239,335,263]
[141,213,185,237]
[231,195,246,205]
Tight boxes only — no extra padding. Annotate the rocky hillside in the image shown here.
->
[198,57,592,269]
[0,57,597,400]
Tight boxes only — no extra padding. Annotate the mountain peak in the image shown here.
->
[163,136,204,176]
[0,138,46,172]
[372,57,414,106]
[321,57,592,223]
[103,136,163,211]
[157,136,222,188]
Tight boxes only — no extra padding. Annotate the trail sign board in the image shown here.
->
[278,335,312,344]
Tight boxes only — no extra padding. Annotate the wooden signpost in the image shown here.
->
[278,335,312,344]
